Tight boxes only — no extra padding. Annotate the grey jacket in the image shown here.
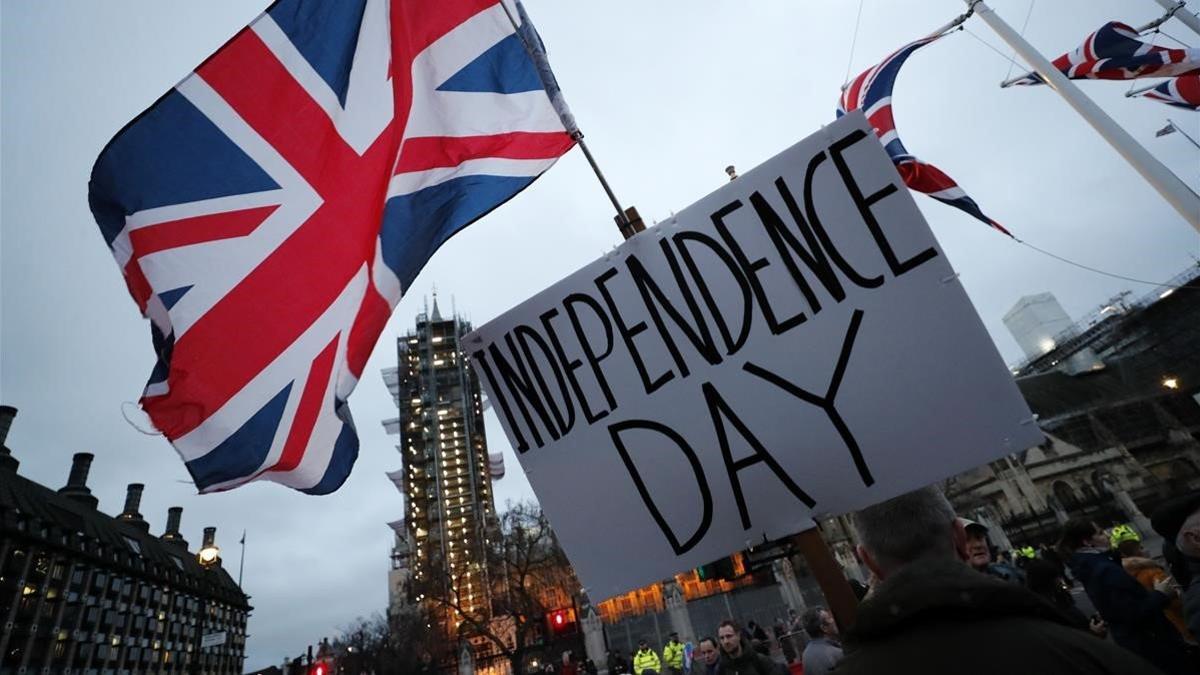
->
[800,637,843,675]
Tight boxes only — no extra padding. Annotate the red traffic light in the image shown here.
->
[310,664,326,675]
[546,607,577,636]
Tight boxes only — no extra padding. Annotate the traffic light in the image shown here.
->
[546,607,577,637]
[309,664,326,675]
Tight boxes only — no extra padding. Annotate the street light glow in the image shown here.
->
[1163,377,1180,390]
[198,545,220,567]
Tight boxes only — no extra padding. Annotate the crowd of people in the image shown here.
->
[586,487,1200,675]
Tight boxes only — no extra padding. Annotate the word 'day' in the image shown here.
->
[467,112,1042,600]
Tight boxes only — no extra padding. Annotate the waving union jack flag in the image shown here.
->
[838,35,1010,236]
[1009,21,1200,86]
[88,0,575,494]
[1137,74,1200,110]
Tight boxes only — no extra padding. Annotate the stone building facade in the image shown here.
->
[0,406,251,674]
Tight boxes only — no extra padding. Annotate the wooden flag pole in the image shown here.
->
[792,528,860,630]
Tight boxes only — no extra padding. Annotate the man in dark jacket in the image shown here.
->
[834,486,1166,675]
[1153,489,1200,641]
[716,621,777,675]
[696,638,721,675]
[1060,517,1192,675]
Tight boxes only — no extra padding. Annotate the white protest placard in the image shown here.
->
[466,111,1043,600]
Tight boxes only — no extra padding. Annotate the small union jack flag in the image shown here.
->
[1138,74,1200,110]
[88,0,575,494]
[1009,21,1199,86]
[838,35,1010,236]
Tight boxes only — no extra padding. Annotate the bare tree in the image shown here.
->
[419,500,580,674]
[330,609,432,674]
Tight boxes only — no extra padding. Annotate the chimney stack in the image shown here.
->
[0,405,18,473]
[161,506,188,548]
[202,526,217,548]
[118,483,149,532]
[58,453,98,509]
[198,527,221,567]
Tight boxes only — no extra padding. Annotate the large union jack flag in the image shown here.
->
[1010,21,1200,86]
[838,35,1010,236]
[88,0,575,494]
[1137,74,1200,110]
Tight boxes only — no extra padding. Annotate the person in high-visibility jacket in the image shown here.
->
[633,639,661,675]
[662,632,684,675]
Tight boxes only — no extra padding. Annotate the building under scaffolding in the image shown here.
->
[945,264,1200,547]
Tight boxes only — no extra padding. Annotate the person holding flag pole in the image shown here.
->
[967,0,1200,232]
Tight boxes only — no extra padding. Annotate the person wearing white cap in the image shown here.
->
[960,517,1024,584]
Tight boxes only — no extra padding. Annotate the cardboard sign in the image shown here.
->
[466,111,1042,599]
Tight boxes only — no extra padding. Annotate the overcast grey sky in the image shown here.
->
[2,0,1198,670]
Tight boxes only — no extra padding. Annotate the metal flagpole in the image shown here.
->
[1127,81,1164,97]
[969,0,1200,232]
[499,0,642,239]
[1150,0,1200,37]
[238,530,246,588]
[924,6,976,39]
[1168,118,1200,149]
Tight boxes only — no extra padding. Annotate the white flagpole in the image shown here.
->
[970,0,1200,232]
[1150,0,1200,37]
[1169,118,1200,149]
[1127,82,1164,97]
[924,6,976,40]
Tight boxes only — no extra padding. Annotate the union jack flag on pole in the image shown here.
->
[838,35,1010,236]
[1137,74,1200,110]
[88,0,576,494]
[1008,21,1200,86]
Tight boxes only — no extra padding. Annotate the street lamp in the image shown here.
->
[198,527,221,567]
[1163,377,1181,390]
[192,527,220,675]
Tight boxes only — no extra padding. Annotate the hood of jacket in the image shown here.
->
[847,559,1072,644]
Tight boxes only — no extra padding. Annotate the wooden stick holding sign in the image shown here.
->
[792,528,858,630]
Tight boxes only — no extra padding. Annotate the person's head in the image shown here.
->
[637,639,648,652]
[1115,538,1146,558]
[1151,491,1200,559]
[1177,509,1200,558]
[802,607,837,639]
[852,486,962,580]
[1023,557,1067,598]
[562,651,571,664]
[420,652,432,665]
[717,620,741,656]
[961,519,991,570]
[1058,518,1108,555]
[669,631,679,644]
[698,638,720,666]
